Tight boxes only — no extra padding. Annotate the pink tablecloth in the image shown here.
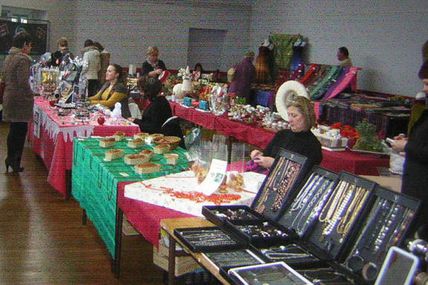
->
[29,97,140,197]
[170,102,389,175]
[118,182,192,247]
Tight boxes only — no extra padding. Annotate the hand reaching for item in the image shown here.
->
[391,135,408,153]
[253,155,275,169]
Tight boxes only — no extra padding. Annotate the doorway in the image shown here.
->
[187,28,227,72]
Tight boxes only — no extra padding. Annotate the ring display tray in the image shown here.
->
[202,205,264,227]
[342,186,421,283]
[251,150,310,221]
[277,167,339,238]
[173,226,246,252]
[306,172,376,260]
[224,219,292,248]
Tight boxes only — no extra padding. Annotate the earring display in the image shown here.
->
[174,226,245,252]
[307,172,376,259]
[252,150,309,221]
[205,249,263,269]
[345,186,420,282]
[278,167,338,238]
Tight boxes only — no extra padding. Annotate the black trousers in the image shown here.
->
[7,122,28,166]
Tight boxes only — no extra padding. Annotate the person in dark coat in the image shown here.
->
[391,60,428,239]
[250,95,322,170]
[129,77,184,147]
[2,31,34,173]
[228,51,256,103]
[50,37,73,68]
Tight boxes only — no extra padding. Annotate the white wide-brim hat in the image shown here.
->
[275,80,309,121]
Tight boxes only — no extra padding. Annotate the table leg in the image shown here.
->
[113,207,124,278]
[65,170,71,200]
[82,209,87,225]
[168,233,176,285]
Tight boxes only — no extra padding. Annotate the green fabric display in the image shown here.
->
[270,34,301,78]
[72,138,189,258]
[310,66,343,100]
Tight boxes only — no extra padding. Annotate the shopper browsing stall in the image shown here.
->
[88,64,130,118]
[391,60,428,239]
[141,46,166,78]
[250,95,322,169]
[50,37,73,67]
[228,51,256,103]
[81,39,101,96]
[2,31,34,173]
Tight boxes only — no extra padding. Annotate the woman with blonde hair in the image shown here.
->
[141,46,166,77]
[250,95,322,169]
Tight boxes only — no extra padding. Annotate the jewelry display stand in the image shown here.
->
[251,149,310,221]
[174,151,421,285]
[343,186,421,283]
[306,172,376,260]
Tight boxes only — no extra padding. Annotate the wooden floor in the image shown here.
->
[0,122,165,284]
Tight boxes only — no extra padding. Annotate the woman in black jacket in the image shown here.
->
[391,60,428,239]
[129,77,184,147]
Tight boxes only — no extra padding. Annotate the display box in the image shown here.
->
[251,242,326,269]
[297,266,356,285]
[342,186,421,283]
[306,172,377,260]
[173,226,246,252]
[204,249,264,272]
[251,149,310,221]
[227,261,313,285]
[224,219,294,248]
[202,205,264,228]
[277,166,339,238]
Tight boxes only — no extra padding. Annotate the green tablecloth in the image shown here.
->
[72,138,189,258]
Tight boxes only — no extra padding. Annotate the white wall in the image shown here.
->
[250,0,428,96]
[1,1,252,72]
[71,0,252,71]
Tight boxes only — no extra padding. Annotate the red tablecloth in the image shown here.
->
[170,102,389,175]
[118,182,192,246]
[29,97,140,197]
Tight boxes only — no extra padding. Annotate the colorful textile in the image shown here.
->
[270,34,301,76]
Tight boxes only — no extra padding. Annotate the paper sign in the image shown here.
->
[198,159,227,196]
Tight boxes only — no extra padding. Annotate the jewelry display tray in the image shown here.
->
[202,205,265,228]
[250,242,327,269]
[340,186,421,283]
[173,226,246,252]
[223,219,295,248]
[296,266,356,285]
[251,149,311,221]
[277,166,339,238]
[306,172,377,260]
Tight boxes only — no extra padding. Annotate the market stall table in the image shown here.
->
[170,102,389,175]
[71,137,189,261]
[29,97,140,198]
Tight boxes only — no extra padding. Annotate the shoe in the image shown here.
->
[5,158,24,173]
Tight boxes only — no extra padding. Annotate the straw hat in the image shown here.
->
[275,80,309,121]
